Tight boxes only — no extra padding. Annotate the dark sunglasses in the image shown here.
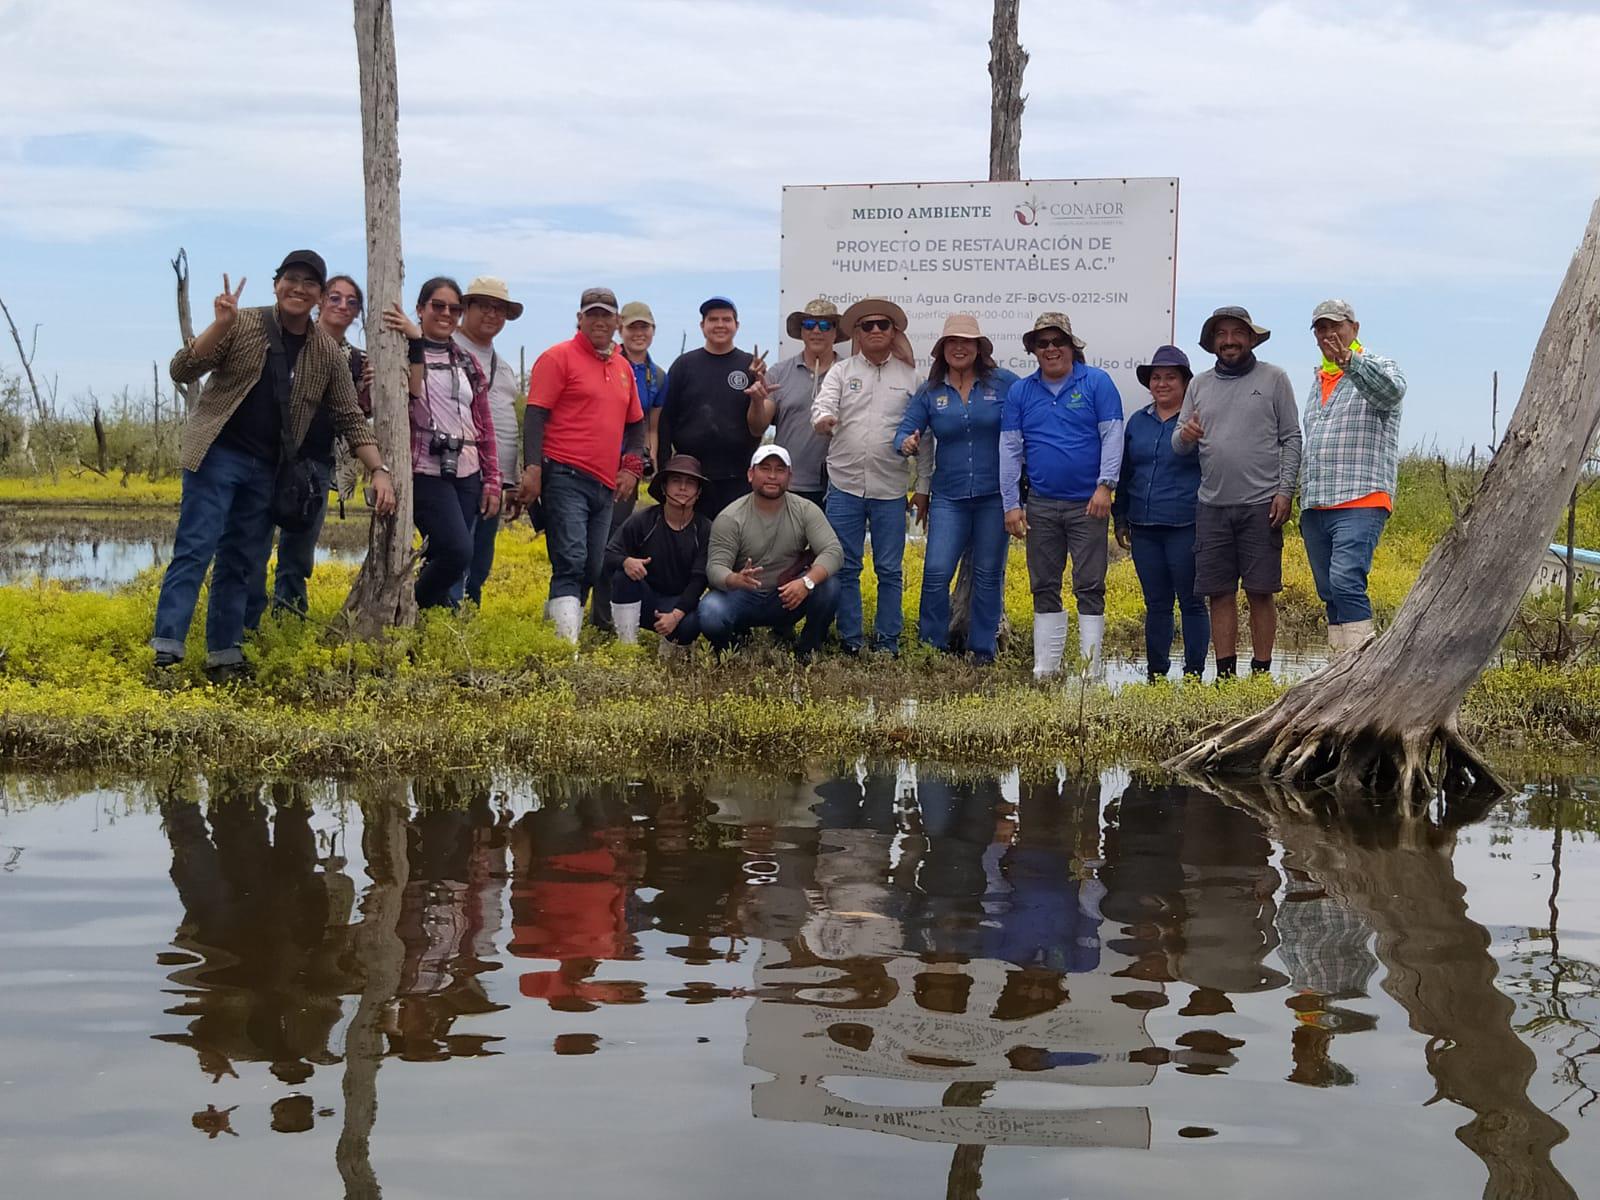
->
[1032,335,1069,349]
[856,318,894,333]
[800,318,835,332]
[427,299,464,316]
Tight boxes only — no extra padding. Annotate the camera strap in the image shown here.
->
[262,310,300,463]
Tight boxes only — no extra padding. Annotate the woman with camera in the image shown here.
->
[382,277,501,610]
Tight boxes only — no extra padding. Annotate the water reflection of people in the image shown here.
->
[155,780,356,1088]
[509,791,646,1010]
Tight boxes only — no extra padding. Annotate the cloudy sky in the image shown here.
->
[4,0,1599,445]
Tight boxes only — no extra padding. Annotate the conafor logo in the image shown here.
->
[1014,199,1040,226]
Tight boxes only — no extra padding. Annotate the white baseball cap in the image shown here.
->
[750,444,792,468]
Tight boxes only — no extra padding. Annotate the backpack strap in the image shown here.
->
[261,311,298,462]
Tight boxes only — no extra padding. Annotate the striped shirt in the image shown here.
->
[1299,350,1406,510]
[170,305,376,472]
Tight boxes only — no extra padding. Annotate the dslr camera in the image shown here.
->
[429,430,465,478]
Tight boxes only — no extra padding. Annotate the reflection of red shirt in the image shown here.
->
[509,848,633,962]
[528,334,642,488]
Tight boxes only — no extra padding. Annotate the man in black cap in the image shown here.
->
[601,454,713,655]
[1172,306,1301,679]
[656,296,774,518]
[153,250,396,681]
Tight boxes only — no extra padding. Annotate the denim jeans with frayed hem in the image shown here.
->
[1128,522,1209,676]
[1300,505,1388,624]
[918,492,1008,658]
[696,576,840,655]
[151,442,277,666]
[825,487,906,652]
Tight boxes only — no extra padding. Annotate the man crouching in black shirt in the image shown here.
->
[603,454,713,655]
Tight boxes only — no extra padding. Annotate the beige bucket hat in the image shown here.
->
[841,297,909,335]
[1022,312,1085,353]
[785,297,849,342]
[930,313,993,362]
[462,276,523,320]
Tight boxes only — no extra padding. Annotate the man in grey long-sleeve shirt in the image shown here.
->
[697,444,843,660]
[1173,305,1301,678]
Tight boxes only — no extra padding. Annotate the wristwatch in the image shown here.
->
[373,464,393,475]
[802,576,816,591]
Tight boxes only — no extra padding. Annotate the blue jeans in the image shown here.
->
[611,573,702,644]
[1300,506,1388,624]
[414,471,481,610]
[542,460,613,603]
[825,487,906,652]
[448,509,500,608]
[697,576,841,655]
[245,457,332,628]
[1128,523,1210,676]
[151,442,277,666]
[918,492,1008,659]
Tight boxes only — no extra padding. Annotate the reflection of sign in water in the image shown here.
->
[752,1079,1152,1149]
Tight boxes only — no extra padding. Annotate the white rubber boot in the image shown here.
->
[549,595,582,645]
[1345,618,1376,650]
[1078,613,1106,682]
[611,601,642,645]
[1327,623,1349,658]
[1032,610,1070,681]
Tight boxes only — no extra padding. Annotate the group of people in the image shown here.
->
[149,247,1404,681]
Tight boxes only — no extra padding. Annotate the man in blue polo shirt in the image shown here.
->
[1000,313,1124,680]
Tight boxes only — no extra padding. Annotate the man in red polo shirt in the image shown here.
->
[517,287,646,642]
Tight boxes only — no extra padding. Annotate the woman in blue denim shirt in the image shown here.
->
[894,315,1019,663]
[1112,346,1209,679]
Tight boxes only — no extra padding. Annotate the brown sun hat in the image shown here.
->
[785,298,849,343]
[1198,305,1270,353]
[841,297,908,335]
[930,313,993,362]
[1021,311,1085,353]
[647,453,709,502]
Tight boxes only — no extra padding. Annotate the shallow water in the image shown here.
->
[0,508,366,590]
[1,767,1596,1199]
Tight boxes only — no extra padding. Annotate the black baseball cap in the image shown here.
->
[275,249,327,286]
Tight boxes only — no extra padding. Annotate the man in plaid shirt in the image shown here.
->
[1298,299,1406,657]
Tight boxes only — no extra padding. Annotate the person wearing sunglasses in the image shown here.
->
[769,298,849,509]
[810,298,925,656]
[153,249,395,682]
[382,276,501,612]
[516,287,647,644]
[245,273,371,630]
[894,314,1019,664]
[1000,312,1124,681]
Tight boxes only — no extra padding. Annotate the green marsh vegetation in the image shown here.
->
[2,454,1599,773]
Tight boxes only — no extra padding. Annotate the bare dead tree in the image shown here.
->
[0,294,45,465]
[1168,198,1600,804]
[170,250,202,414]
[950,0,1028,649]
[342,0,418,637]
[988,0,1027,183]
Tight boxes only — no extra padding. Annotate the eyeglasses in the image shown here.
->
[427,300,464,316]
[801,318,835,332]
[1032,335,1069,350]
[324,295,362,310]
[470,301,509,318]
[856,318,893,333]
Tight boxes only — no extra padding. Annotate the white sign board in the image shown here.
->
[779,178,1178,409]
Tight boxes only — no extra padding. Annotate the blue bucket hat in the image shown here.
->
[1136,345,1193,389]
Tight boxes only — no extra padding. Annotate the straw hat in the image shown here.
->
[930,313,993,362]
[841,297,908,335]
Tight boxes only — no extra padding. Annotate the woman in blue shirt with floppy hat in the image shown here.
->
[894,314,1018,663]
[1113,345,1209,680]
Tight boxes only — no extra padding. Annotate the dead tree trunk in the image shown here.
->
[948,0,1028,650]
[170,250,202,414]
[1168,197,1600,803]
[0,294,43,467]
[342,0,417,638]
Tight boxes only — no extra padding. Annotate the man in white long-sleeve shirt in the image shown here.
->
[811,298,925,655]
[1000,313,1124,679]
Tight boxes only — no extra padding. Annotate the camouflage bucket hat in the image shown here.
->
[1022,311,1085,352]
[785,297,849,343]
